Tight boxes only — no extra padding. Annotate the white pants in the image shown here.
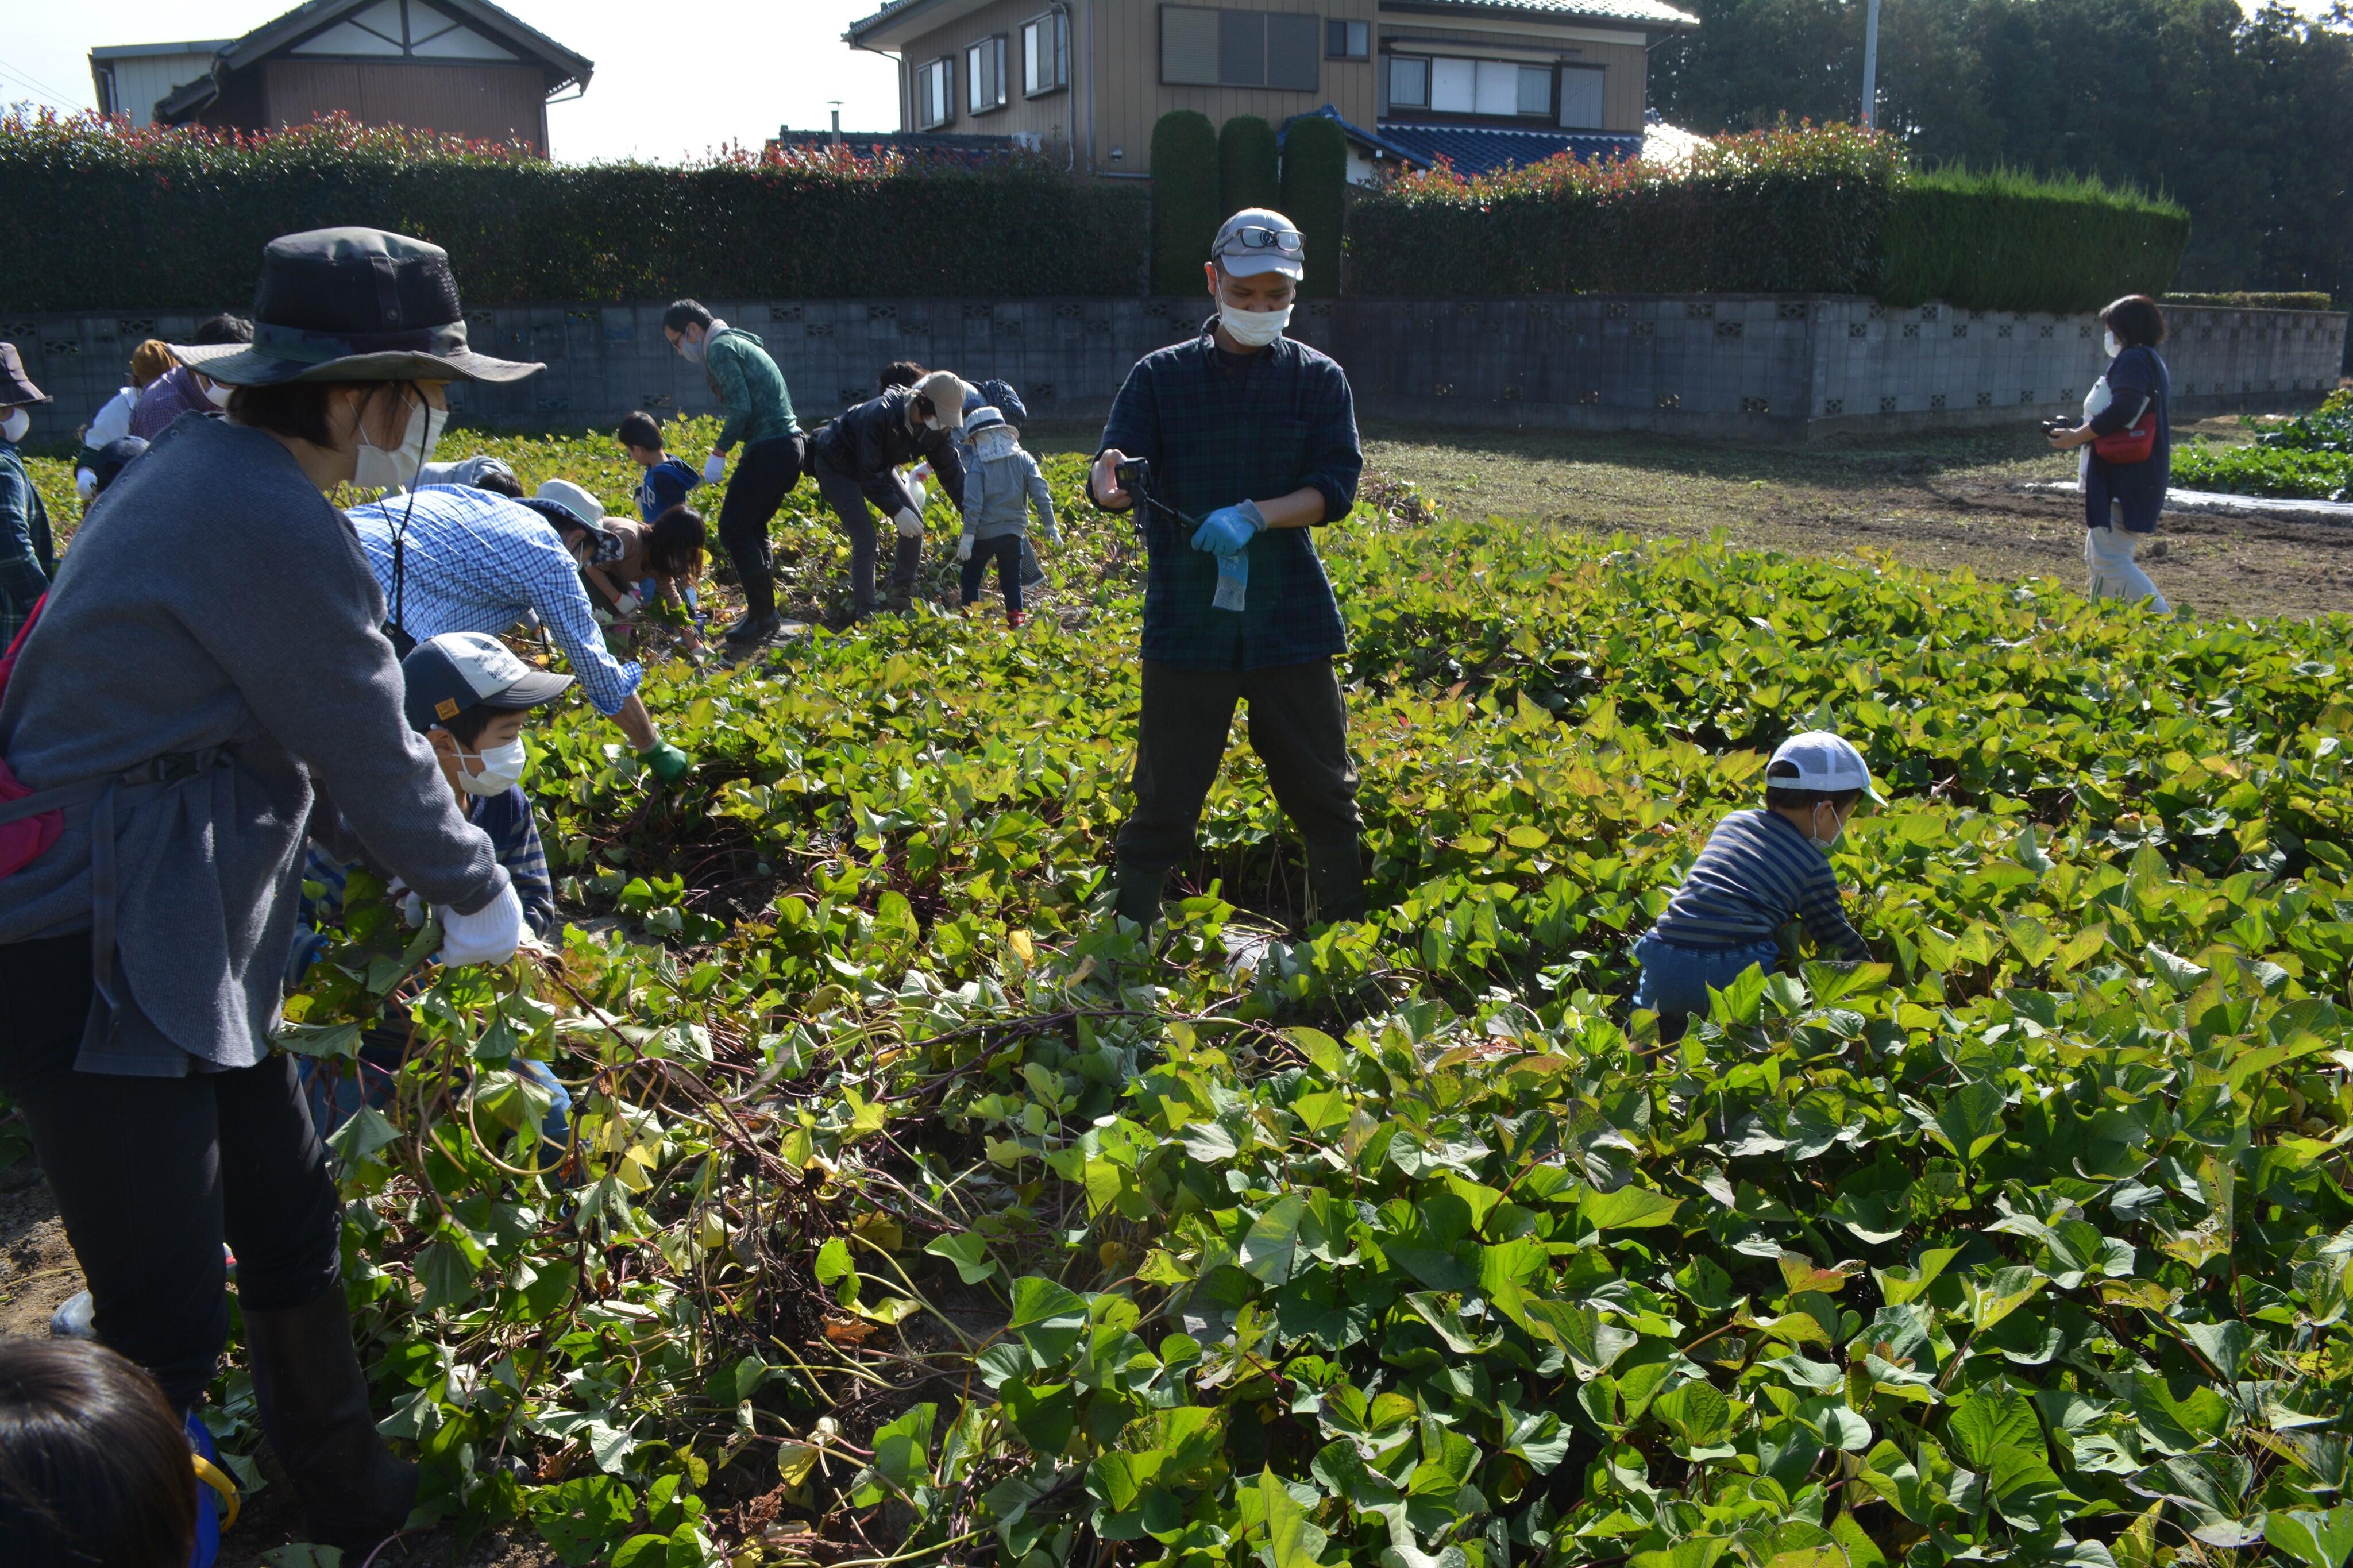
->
[2085,512,2169,612]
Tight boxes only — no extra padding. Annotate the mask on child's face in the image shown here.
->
[457,736,528,796]
[1811,801,1846,849]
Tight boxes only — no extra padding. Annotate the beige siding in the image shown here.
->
[1087,0,1381,175]
[261,60,549,152]
[902,0,1086,151]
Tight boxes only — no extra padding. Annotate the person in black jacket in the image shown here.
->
[808,370,971,615]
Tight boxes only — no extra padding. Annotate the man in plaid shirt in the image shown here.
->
[1090,208,1367,926]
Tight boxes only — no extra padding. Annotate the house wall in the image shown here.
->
[260,60,550,152]
[95,51,221,128]
[898,0,1080,153]
[1085,0,1383,175]
[1374,21,1649,132]
[15,299,2334,449]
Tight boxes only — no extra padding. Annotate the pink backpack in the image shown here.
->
[0,594,61,879]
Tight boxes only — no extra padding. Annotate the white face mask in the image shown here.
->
[0,407,27,444]
[1218,301,1293,349]
[2103,330,2122,358]
[456,736,527,796]
[677,329,706,364]
[1810,802,1846,850]
[202,376,234,410]
[352,395,447,491]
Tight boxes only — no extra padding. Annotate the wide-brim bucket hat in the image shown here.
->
[0,342,51,407]
[172,227,542,387]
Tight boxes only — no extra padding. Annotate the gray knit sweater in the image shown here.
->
[0,416,508,1076]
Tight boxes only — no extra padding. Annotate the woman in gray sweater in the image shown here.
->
[0,229,542,1555]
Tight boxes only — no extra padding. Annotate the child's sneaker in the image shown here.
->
[1007,611,1028,628]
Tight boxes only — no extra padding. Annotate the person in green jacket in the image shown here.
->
[664,300,804,647]
[0,342,56,648]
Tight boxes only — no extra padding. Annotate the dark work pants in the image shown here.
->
[717,434,807,621]
[0,935,344,1412]
[1113,658,1363,871]
[959,534,1025,616]
[815,459,920,612]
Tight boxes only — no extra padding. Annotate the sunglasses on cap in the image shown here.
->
[1221,225,1303,254]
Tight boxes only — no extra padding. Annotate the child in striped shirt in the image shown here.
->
[1633,731,1880,1040]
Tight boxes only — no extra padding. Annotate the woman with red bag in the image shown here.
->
[2047,294,2173,611]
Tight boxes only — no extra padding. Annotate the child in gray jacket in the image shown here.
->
[956,405,1059,625]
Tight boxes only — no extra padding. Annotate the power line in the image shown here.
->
[0,54,93,110]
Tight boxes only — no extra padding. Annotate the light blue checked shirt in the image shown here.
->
[345,486,641,717]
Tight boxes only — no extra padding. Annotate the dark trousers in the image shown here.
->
[1114,658,1363,870]
[0,935,343,1412]
[814,459,919,612]
[959,534,1025,616]
[717,434,807,621]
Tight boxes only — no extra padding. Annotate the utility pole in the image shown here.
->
[828,101,844,148]
[1861,0,1881,128]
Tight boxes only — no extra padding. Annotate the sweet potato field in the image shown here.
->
[20,434,2353,1568]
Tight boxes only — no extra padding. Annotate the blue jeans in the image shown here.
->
[1632,933,1779,1029]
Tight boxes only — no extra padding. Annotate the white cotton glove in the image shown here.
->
[703,451,727,485]
[75,469,98,503]
[894,507,925,540]
[956,534,974,562]
[612,591,642,618]
[439,883,524,966]
[387,879,425,928]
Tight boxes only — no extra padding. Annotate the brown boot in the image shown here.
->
[243,1289,418,1551]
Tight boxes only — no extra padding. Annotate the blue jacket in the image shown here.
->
[2084,345,2171,535]
[635,458,700,526]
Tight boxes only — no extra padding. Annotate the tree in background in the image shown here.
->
[1279,115,1350,299]
[1217,115,1282,219]
[1150,111,1221,296]
[1650,0,2353,315]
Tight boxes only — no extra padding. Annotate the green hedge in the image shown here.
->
[1150,111,1220,296]
[1349,126,2192,313]
[1217,115,1281,219]
[0,110,1145,310]
[1877,167,2189,313]
[1349,124,1902,295]
[2165,291,2336,311]
[1279,115,1349,300]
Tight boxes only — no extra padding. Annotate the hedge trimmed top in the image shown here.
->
[0,109,2188,316]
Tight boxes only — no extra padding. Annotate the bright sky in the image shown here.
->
[0,0,905,163]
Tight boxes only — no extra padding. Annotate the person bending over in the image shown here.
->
[664,301,804,647]
[808,370,972,617]
[1633,731,1878,1041]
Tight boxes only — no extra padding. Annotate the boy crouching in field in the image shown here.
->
[1633,731,1879,1040]
[290,632,576,1162]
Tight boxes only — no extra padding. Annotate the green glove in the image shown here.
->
[639,740,693,782]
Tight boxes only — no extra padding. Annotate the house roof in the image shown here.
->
[843,0,998,51]
[90,40,235,61]
[1282,106,1432,169]
[1372,121,1644,176]
[1382,0,1700,31]
[156,0,592,122]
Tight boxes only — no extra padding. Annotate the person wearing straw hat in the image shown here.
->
[0,342,55,647]
[341,476,695,781]
[0,228,543,1557]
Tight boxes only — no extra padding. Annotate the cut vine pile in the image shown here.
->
[146,442,2353,1567]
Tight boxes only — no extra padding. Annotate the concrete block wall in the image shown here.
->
[6,296,2342,449]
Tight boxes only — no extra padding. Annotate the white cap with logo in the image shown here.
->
[1767,731,1885,804]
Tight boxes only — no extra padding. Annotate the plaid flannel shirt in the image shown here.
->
[1097,321,1362,671]
[345,486,642,717]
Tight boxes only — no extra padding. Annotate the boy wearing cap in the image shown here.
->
[1087,209,1368,926]
[0,341,56,647]
[1634,731,1880,1040]
[956,406,1059,625]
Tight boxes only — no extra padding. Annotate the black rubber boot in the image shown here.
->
[243,1289,418,1552]
[1304,839,1368,925]
[725,561,778,643]
[723,609,781,646]
[887,535,922,610]
[1113,862,1170,926]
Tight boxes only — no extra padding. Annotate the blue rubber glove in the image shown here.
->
[1212,549,1248,613]
[1190,501,1263,557]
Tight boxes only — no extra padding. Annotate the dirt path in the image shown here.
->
[1344,417,2353,622]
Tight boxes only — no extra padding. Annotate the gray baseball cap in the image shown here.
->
[1212,208,1305,279]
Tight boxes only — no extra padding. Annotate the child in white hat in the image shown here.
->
[955,405,1058,626]
[1633,730,1881,1040]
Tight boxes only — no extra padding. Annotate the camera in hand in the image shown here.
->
[1114,458,1151,494]
[2039,418,2078,436]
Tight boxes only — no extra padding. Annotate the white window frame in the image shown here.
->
[915,56,954,129]
[1327,19,1370,59]
[1023,10,1070,96]
[1393,53,1562,119]
[967,35,1009,114]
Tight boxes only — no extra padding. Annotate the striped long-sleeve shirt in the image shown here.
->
[1648,809,1869,960]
